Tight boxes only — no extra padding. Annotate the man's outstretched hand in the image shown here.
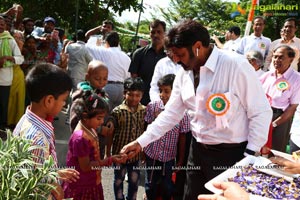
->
[120,140,142,159]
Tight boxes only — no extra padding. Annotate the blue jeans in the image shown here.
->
[113,161,140,200]
[145,155,175,200]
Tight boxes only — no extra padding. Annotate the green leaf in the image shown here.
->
[19,168,29,179]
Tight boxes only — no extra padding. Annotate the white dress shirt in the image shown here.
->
[137,47,272,152]
[256,69,265,78]
[236,33,271,59]
[66,41,92,82]
[290,105,300,148]
[86,45,131,82]
[0,37,24,86]
[149,57,182,101]
[223,37,241,51]
[265,36,300,71]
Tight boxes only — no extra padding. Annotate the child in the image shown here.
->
[70,60,112,159]
[63,90,126,200]
[144,74,190,200]
[108,77,146,200]
[13,63,80,199]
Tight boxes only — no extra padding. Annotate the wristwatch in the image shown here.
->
[245,149,261,157]
[272,121,278,128]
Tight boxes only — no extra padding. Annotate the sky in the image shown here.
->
[115,0,171,23]
[115,0,240,23]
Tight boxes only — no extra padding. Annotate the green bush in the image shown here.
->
[0,131,58,199]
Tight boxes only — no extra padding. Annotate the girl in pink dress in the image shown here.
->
[63,91,126,200]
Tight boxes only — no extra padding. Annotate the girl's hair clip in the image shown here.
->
[92,98,98,108]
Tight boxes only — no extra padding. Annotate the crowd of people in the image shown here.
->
[1,3,300,200]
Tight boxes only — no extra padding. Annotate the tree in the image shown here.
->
[157,0,299,41]
[0,0,140,33]
[254,0,300,41]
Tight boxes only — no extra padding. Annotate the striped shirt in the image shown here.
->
[13,107,57,166]
[143,100,190,162]
[111,101,146,163]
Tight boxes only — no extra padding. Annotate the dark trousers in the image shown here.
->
[173,131,192,200]
[113,161,140,200]
[0,86,10,129]
[290,139,300,153]
[183,137,247,200]
[145,155,175,200]
[272,112,293,152]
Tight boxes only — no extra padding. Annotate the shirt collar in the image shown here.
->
[203,45,219,72]
[280,36,297,43]
[250,33,262,39]
[26,106,54,139]
[271,66,294,79]
[145,44,165,55]
[281,66,294,79]
[119,101,145,112]
[77,40,85,45]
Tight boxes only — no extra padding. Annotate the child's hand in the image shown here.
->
[57,168,80,183]
[112,154,128,164]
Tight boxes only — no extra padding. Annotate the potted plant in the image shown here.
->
[0,131,59,199]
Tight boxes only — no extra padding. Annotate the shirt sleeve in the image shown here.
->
[149,60,163,102]
[236,38,245,55]
[179,112,191,133]
[234,59,272,152]
[290,79,300,104]
[144,102,155,123]
[9,39,24,65]
[72,136,90,157]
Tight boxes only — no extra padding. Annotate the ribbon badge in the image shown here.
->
[206,93,230,116]
[259,42,266,49]
[206,93,231,129]
[276,80,289,91]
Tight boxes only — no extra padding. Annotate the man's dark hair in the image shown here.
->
[157,74,175,89]
[150,19,166,32]
[103,19,114,29]
[34,19,43,27]
[166,19,210,49]
[26,63,72,103]
[274,45,295,58]
[73,90,109,119]
[76,29,86,41]
[229,26,241,36]
[284,18,298,27]
[104,31,119,47]
[124,77,144,92]
[22,17,34,25]
[253,16,266,24]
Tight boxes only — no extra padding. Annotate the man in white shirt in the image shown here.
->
[85,20,114,47]
[86,31,131,110]
[66,29,92,91]
[237,16,271,60]
[223,26,241,51]
[265,18,300,71]
[149,49,181,101]
[121,19,272,199]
